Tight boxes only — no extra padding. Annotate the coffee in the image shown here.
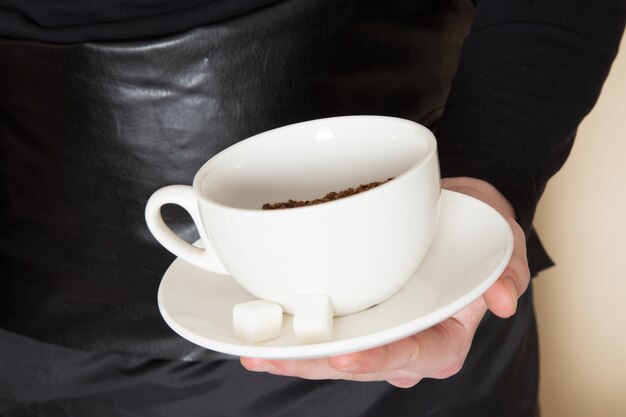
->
[262,178,394,210]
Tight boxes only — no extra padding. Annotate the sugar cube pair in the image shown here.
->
[233,295,333,344]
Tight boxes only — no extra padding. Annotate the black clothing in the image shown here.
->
[0,0,476,360]
[0,0,283,43]
[437,0,625,234]
[0,289,540,416]
[0,0,624,415]
[0,0,622,234]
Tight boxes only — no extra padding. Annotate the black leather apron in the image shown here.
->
[0,0,545,414]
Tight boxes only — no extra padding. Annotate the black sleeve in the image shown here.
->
[435,0,625,236]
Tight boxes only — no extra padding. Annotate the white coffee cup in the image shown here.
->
[145,116,441,316]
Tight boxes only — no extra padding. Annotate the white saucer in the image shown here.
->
[157,190,513,359]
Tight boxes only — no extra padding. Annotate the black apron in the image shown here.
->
[0,0,549,415]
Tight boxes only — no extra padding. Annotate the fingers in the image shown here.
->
[242,355,422,385]
[483,275,519,318]
[440,177,531,318]
[241,356,344,380]
[329,319,467,378]
[327,337,423,374]
[241,300,486,385]
[483,217,531,319]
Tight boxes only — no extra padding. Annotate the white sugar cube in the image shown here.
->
[293,294,334,343]
[233,300,283,343]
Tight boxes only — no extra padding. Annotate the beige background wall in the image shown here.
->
[534,35,626,416]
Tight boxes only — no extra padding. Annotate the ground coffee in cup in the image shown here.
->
[262,178,394,209]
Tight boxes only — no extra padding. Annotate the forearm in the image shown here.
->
[436,0,625,235]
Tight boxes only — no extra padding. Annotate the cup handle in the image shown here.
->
[145,185,228,275]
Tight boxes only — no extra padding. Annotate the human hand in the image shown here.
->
[240,177,530,388]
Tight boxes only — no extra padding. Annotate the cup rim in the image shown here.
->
[192,115,438,212]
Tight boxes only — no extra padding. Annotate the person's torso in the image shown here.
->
[0,0,474,359]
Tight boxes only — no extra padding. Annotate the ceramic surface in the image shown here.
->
[147,116,441,315]
[158,190,513,359]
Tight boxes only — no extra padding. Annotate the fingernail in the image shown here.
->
[331,358,361,373]
[339,363,361,372]
[249,361,276,372]
[503,277,519,309]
